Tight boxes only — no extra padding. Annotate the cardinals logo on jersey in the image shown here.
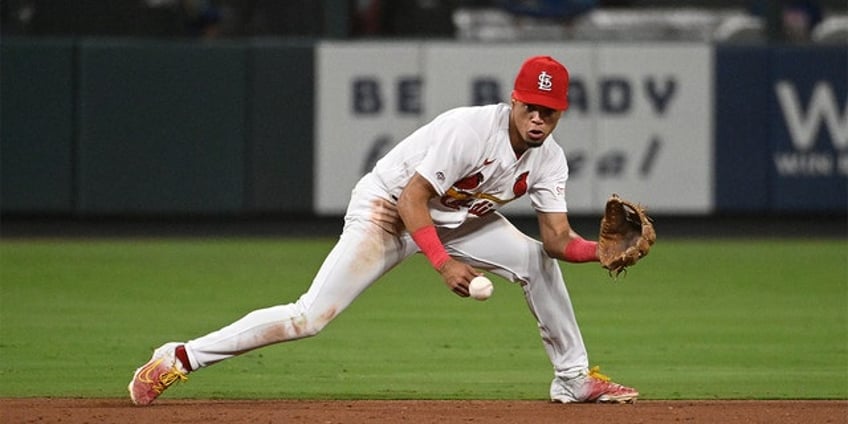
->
[513,172,529,197]
[454,172,483,190]
[440,171,531,216]
[441,173,484,210]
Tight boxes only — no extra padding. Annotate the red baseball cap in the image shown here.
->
[511,56,569,111]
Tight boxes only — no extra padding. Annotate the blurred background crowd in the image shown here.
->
[1,0,846,44]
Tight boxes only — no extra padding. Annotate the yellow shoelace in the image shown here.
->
[588,366,611,382]
[153,368,188,394]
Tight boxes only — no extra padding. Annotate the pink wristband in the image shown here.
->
[563,237,598,263]
[411,225,451,270]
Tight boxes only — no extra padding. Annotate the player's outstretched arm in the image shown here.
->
[537,211,599,263]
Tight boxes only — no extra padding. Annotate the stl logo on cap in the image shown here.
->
[511,56,569,111]
[537,71,553,92]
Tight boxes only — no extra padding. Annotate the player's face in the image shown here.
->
[510,100,563,153]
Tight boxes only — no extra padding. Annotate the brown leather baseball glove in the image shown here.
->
[598,194,656,277]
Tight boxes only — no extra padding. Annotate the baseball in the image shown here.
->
[468,275,494,301]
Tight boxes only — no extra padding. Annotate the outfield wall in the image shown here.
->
[1,39,845,216]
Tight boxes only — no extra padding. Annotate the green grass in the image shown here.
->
[1,238,846,400]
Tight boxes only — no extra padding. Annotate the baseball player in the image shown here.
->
[129,55,639,405]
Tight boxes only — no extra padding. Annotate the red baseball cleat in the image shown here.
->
[128,342,189,406]
[550,366,639,404]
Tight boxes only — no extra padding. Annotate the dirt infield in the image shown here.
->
[2,399,846,423]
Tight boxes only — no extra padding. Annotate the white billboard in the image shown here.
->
[315,42,713,215]
[315,42,425,214]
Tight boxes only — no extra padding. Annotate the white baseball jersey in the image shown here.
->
[372,103,569,228]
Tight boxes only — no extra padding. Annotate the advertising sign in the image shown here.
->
[769,47,847,212]
[315,42,714,215]
[315,43,424,214]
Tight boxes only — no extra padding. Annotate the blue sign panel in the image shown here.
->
[768,47,847,212]
[715,47,771,212]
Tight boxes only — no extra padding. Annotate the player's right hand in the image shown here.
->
[438,258,480,298]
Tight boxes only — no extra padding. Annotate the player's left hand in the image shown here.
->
[597,194,656,277]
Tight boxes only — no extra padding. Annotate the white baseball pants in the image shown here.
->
[183,175,589,380]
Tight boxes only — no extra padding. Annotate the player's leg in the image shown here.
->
[129,180,415,405]
[180,179,414,368]
[440,213,589,375]
[182,218,409,369]
[441,213,637,403]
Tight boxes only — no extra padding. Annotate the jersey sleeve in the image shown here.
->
[529,146,569,213]
[414,115,484,196]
